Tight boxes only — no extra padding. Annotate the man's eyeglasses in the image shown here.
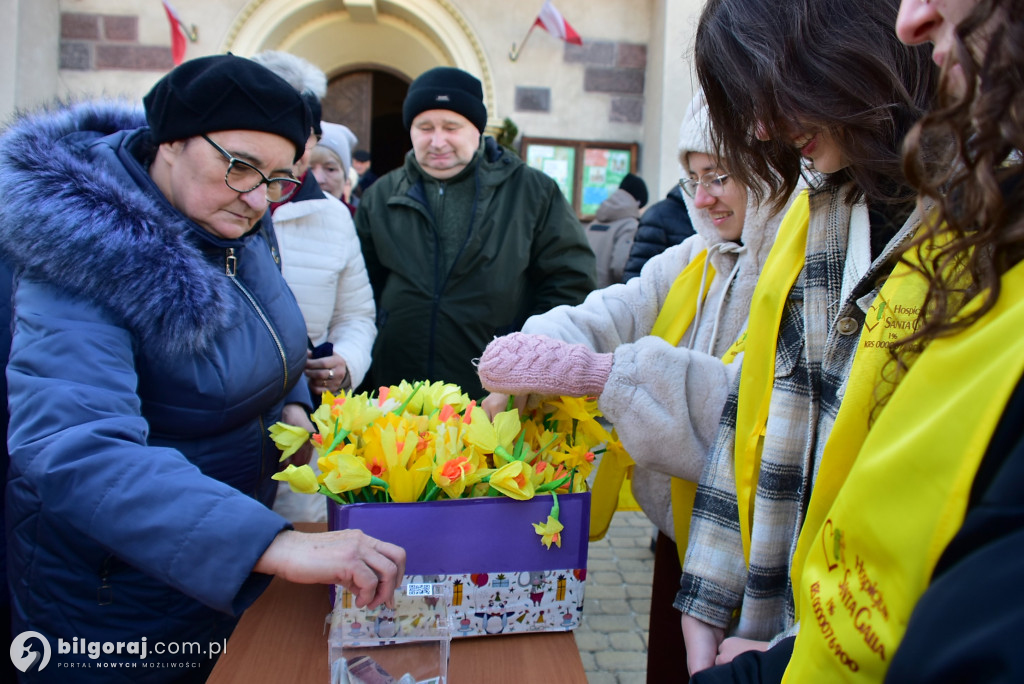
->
[202,135,300,203]
[679,172,731,199]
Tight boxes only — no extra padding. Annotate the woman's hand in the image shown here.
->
[254,529,406,609]
[481,392,528,419]
[682,614,726,675]
[715,637,770,665]
[305,352,351,395]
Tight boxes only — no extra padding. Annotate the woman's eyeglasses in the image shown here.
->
[202,135,301,203]
[679,172,730,199]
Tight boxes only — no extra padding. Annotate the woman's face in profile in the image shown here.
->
[896,0,985,97]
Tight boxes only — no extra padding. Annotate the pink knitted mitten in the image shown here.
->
[477,333,613,397]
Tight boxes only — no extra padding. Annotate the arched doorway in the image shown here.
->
[222,0,497,177]
[322,69,410,178]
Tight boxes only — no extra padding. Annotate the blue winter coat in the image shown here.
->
[0,102,309,681]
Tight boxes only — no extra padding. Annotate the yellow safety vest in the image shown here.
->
[783,259,1024,680]
[588,250,715,546]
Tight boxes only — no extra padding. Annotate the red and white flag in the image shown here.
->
[161,0,188,65]
[534,1,582,46]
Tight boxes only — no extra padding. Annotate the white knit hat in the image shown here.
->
[678,90,715,159]
[317,121,358,174]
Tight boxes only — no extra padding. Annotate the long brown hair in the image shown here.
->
[896,0,1024,356]
[695,0,937,213]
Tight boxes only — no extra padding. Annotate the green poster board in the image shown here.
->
[580,148,633,216]
[521,137,638,219]
[524,144,576,206]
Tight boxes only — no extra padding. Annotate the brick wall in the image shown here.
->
[60,12,174,71]
[514,40,647,124]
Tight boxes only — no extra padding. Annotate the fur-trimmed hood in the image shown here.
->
[0,101,238,356]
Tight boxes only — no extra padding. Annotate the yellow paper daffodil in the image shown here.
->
[489,460,536,500]
[533,514,564,549]
[272,464,320,494]
[464,406,521,462]
[319,451,373,494]
[432,454,483,499]
[268,422,311,461]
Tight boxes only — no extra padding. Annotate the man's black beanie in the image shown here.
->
[402,67,488,133]
[143,54,313,163]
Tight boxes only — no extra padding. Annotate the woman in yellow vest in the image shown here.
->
[772,0,1024,682]
[476,91,796,681]
[676,0,939,676]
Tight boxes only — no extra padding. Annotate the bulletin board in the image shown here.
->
[520,137,638,219]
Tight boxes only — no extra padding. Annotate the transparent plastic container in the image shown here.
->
[329,583,453,684]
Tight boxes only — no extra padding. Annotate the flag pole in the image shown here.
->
[509,23,537,62]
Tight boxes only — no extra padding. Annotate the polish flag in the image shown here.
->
[534,1,583,46]
[161,0,188,65]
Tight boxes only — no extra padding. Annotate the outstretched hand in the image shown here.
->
[477,333,613,397]
[255,529,406,609]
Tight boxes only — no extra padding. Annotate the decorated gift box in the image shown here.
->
[331,492,590,637]
[270,380,621,637]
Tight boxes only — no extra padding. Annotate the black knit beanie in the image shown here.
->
[402,67,488,133]
[143,54,313,163]
[619,173,649,208]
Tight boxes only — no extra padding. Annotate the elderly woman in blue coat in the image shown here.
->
[0,55,404,682]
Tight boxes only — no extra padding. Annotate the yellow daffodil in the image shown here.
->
[271,464,320,494]
[320,451,373,494]
[432,455,483,499]
[533,515,564,549]
[464,406,521,462]
[410,380,470,416]
[268,422,311,461]
[489,460,536,500]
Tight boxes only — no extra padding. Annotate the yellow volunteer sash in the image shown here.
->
[588,250,715,542]
[784,259,1024,681]
[733,192,810,564]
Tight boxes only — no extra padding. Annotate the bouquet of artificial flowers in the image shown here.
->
[269,380,626,548]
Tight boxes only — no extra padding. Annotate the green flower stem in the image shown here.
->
[505,395,516,412]
[550,492,560,520]
[536,474,571,493]
[421,482,441,502]
[391,381,423,415]
[325,420,352,454]
[318,486,347,506]
[494,445,514,462]
[512,429,527,460]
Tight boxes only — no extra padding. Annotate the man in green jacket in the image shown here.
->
[355,67,597,398]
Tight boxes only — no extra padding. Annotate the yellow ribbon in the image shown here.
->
[733,192,810,564]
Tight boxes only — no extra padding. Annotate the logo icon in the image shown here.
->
[435,94,450,102]
[10,631,51,673]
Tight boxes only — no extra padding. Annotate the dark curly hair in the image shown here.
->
[893,0,1024,369]
[695,0,938,213]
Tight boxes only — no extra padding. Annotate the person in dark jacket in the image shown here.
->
[0,55,404,682]
[355,66,597,398]
[623,183,696,282]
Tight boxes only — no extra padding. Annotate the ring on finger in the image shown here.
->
[329,369,335,379]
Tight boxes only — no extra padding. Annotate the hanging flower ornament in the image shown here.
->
[270,381,619,548]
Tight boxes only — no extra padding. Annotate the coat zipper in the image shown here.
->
[224,247,289,395]
[225,246,287,496]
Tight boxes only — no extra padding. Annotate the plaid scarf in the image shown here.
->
[674,183,921,641]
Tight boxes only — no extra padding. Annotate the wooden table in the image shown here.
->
[208,526,588,683]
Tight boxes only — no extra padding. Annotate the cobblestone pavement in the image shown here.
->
[574,509,655,684]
